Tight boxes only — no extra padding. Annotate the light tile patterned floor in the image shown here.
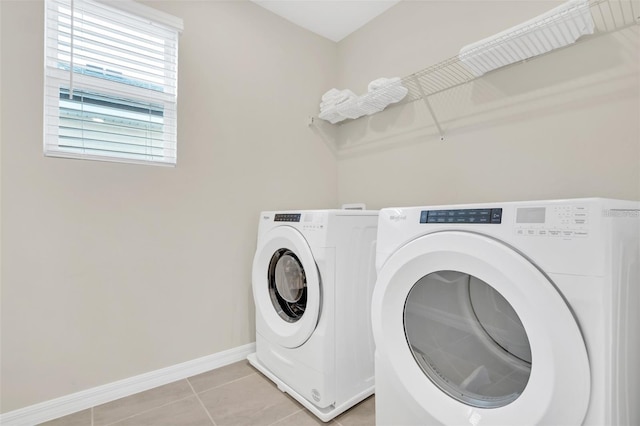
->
[39,360,375,426]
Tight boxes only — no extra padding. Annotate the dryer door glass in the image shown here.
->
[268,249,307,323]
[404,270,532,409]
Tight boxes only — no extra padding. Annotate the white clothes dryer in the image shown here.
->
[372,198,639,426]
[247,209,378,422]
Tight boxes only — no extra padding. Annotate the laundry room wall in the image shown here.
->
[0,0,337,413]
[335,0,640,208]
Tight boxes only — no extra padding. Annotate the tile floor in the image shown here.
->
[40,360,375,426]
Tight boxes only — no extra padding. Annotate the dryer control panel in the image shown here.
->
[515,204,589,238]
[420,208,502,224]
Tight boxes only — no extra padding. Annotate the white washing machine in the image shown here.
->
[247,209,378,422]
[372,198,639,426]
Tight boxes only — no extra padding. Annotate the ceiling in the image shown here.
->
[251,0,401,42]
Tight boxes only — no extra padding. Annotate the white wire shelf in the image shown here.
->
[314,0,639,139]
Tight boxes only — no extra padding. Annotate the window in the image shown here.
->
[44,0,183,166]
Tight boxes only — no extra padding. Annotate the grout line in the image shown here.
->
[102,380,195,426]
[187,372,258,395]
[91,407,94,426]
[186,378,217,426]
[266,408,304,426]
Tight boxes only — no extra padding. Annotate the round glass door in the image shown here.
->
[404,270,532,409]
[268,249,307,322]
[252,225,321,348]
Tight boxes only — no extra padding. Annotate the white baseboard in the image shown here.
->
[0,342,256,426]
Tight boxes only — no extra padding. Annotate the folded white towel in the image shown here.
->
[321,88,341,102]
[318,89,359,122]
[319,106,347,124]
[459,0,594,77]
[368,77,402,92]
[359,85,408,112]
[318,83,406,123]
[336,98,367,120]
[336,89,357,104]
[356,98,385,116]
[320,89,356,106]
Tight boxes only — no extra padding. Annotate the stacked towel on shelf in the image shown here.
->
[368,77,401,92]
[458,0,594,77]
[317,78,408,124]
[358,77,408,113]
[318,89,357,124]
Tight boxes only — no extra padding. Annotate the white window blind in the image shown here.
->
[44,0,182,166]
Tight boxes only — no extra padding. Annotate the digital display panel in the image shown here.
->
[516,207,545,224]
[274,213,301,222]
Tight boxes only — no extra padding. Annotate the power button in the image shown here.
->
[491,209,502,224]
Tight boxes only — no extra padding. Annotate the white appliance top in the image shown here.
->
[376,198,639,276]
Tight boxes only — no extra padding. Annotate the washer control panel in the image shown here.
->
[267,212,327,232]
[515,204,589,238]
[301,212,325,231]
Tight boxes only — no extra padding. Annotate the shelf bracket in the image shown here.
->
[413,76,444,141]
[307,115,339,157]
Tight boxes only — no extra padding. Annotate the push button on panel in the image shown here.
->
[490,209,502,224]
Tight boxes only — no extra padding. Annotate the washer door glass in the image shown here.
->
[268,249,307,322]
[404,270,532,409]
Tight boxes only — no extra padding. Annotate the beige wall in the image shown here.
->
[336,1,640,208]
[0,0,337,412]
